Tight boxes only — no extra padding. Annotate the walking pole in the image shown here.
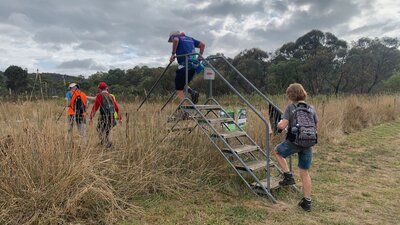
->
[56,106,67,122]
[137,61,173,111]
[160,90,176,112]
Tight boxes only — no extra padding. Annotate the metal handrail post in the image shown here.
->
[208,80,213,99]
[185,55,189,99]
[203,59,272,190]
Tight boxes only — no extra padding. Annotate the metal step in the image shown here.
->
[167,113,199,123]
[235,160,266,172]
[167,127,193,132]
[252,176,281,190]
[198,117,233,124]
[215,131,247,139]
[181,105,222,110]
[235,160,276,172]
[222,145,258,154]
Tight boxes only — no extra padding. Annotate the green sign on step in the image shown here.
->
[220,108,247,131]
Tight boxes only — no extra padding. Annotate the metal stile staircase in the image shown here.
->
[137,53,296,203]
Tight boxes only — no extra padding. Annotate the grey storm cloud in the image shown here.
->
[0,0,399,75]
[248,0,362,48]
[349,20,400,36]
[172,0,265,18]
[58,59,106,71]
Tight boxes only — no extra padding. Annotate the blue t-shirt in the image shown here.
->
[66,90,72,100]
[175,35,200,65]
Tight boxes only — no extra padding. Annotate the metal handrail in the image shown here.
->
[202,58,273,190]
[206,55,282,114]
[205,55,293,175]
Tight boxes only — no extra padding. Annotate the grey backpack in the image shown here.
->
[290,103,317,148]
[100,93,115,117]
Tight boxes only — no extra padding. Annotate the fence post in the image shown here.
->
[125,112,129,139]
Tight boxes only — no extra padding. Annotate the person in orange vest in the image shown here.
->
[66,83,88,139]
[89,82,122,148]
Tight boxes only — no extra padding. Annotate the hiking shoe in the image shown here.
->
[167,111,190,122]
[181,111,190,120]
[298,198,312,212]
[191,90,199,104]
[105,142,113,149]
[279,172,295,186]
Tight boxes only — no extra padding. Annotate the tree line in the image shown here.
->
[1,29,400,99]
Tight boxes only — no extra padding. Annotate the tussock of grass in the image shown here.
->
[0,94,399,224]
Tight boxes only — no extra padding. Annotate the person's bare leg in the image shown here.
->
[273,149,295,186]
[299,168,312,198]
[176,90,188,106]
[273,149,289,172]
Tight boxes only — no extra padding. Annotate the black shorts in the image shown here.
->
[175,67,196,90]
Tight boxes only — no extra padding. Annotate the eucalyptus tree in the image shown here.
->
[344,37,400,93]
[276,30,347,95]
[4,65,29,94]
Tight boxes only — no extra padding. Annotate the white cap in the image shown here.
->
[168,31,180,42]
[68,83,77,88]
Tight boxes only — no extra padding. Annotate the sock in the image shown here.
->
[304,197,311,202]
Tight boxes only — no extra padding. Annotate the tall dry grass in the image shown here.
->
[0,94,399,224]
[0,100,227,224]
[243,94,400,146]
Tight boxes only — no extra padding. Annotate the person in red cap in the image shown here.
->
[89,82,122,148]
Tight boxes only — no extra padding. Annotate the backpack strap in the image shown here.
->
[295,102,308,108]
[100,93,111,104]
[99,92,115,116]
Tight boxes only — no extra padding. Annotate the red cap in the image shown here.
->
[98,82,108,90]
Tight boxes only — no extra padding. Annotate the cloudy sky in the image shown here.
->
[0,0,399,76]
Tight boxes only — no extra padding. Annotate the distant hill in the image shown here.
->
[25,72,86,97]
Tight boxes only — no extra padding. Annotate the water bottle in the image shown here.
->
[291,126,299,134]
[195,61,205,74]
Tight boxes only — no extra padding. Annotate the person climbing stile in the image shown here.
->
[273,83,318,212]
[89,82,122,148]
[66,82,88,141]
[168,31,205,105]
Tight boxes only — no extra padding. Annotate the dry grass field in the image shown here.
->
[0,94,399,224]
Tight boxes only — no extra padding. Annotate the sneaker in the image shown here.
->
[279,172,295,186]
[298,198,312,212]
[191,90,199,104]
